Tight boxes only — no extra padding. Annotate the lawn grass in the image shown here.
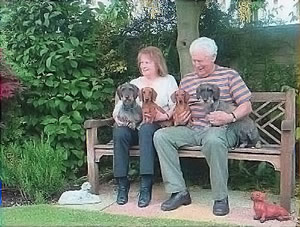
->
[2,204,236,226]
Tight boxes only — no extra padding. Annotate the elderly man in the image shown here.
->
[153,37,252,216]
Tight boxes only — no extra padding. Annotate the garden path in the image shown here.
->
[58,182,298,227]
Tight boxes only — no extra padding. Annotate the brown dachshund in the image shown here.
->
[251,191,290,223]
[171,89,191,126]
[139,87,166,124]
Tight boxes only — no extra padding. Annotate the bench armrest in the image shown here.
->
[281,120,294,131]
[84,117,114,129]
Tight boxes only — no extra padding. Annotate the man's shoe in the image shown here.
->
[116,178,130,205]
[213,196,229,216]
[161,190,191,211]
[138,187,152,208]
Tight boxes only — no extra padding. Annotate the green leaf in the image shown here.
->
[45,78,54,87]
[59,102,67,113]
[40,48,48,56]
[73,70,81,78]
[23,55,29,64]
[71,149,84,159]
[41,117,58,125]
[70,87,79,96]
[70,124,81,131]
[81,89,92,99]
[57,47,70,54]
[46,56,52,69]
[85,101,92,111]
[37,66,45,74]
[72,111,83,122]
[70,37,79,47]
[77,159,84,167]
[44,13,50,27]
[35,19,42,25]
[81,68,91,77]
[46,4,53,12]
[44,124,57,135]
[70,60,78,68]
[64,95,74,102]
[49,11,62,18]
[78,81,89,88]
[72,100,80,110]
[59,116,72,125]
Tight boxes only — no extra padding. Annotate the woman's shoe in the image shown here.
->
[116,177,130,205]
[137,175,152,208]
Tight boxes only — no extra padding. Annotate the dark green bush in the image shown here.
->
[0,0,126,176]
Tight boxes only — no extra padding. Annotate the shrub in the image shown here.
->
[0,137,65,203]
[1,0,119,176]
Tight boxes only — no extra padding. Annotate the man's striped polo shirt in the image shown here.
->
[179,65,252,128]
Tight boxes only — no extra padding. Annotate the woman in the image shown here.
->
[112,46,178,208]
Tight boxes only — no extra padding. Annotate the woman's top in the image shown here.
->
[113,74,178,119]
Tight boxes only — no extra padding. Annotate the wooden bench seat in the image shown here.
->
[84,90,296,211]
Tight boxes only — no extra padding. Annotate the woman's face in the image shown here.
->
[139,54,158,77]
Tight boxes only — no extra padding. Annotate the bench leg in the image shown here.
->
[280,165,292,212]
[88,161,99,195]
[86,128,99,194]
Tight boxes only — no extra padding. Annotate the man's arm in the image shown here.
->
[207,101,252,126]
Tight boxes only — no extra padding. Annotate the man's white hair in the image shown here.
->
[189,37,218,57]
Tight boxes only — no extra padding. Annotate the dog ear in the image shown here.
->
[211,84,220,101]
[184,91,190,103]
[130,84,139,99]
[139,88,144,102]
[170,91,176,103]
[151,88,157,101]
[116,84,123,99]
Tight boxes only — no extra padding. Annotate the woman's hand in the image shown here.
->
[114,116,128,127]
[206,111,233,126]
[154,111,168,122]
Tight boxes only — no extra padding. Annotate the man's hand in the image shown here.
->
[206,111,233,126]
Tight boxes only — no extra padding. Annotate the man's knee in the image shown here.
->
[202,129,226,147]
[153,128,169,145]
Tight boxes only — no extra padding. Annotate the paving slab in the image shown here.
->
[58,182,298,227]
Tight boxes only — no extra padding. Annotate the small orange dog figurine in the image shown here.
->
[171,89,191,126]
[139,87,166,124]
[251,191,290,223]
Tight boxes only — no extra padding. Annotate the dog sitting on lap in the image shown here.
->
[196,83,261,148]
[114,82,142,130]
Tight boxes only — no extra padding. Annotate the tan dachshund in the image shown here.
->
[139,87,166,124]
[251,191,291,223]
[171,89,191,126]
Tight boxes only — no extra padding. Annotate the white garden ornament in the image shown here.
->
[58,182,101,205]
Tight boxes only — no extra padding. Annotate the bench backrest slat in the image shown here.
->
[251,92,289,146]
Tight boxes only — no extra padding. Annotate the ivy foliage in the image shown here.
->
[0,0,128,176]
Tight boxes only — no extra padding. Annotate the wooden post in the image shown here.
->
[86,127,99,194]
[280,89,295,212]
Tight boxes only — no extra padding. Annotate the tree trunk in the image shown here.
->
[175,0,205,78]
[297,37,300,177]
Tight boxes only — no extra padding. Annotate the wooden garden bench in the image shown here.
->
[84,90,296,211]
